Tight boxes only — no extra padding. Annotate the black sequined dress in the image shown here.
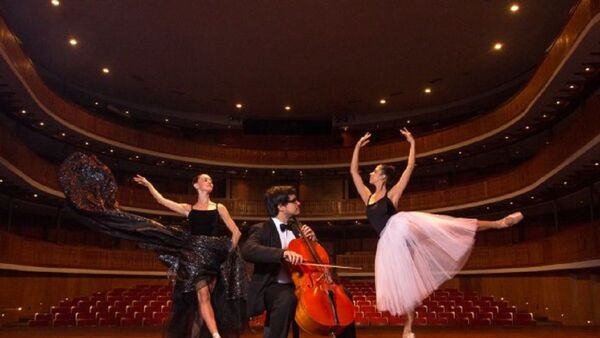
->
[58,152,247,338]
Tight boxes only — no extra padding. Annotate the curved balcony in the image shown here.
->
[0,0,598,168]
[0,93,599,219]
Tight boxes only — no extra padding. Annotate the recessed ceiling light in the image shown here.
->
[530,196,535,199]
[20,110,26,114]
[342,126,348,131]
[585,67,591,72]
[39,122,45,127]
[0,179,3,183]
[563,181,568,185]
[102,67,110,74]
[135,155,140,159]
[69,38,78,46]
[424,88,432,94]
[493,42,503,50]
[555,100,561,105]
[33,194,38,198]
[594,162,599,166]
[109,149,114,153]
[161,160,165,164]
[60,132,66,137]
[84,141,89,146]
[542,114,548,118]
[94,102,99,106]
[284,105,291,111]
[51,0,60,6]
[504,135,510,140]
[124,110,129,115]
[458,151,462,155]
[525,125,530,130]
[164,118,169,122]
[235,103,243,109]
[379,99,387,105]
[510,4,520,12]
[569,84,575,89]
[406,120,411,124]
[509,201,514,205]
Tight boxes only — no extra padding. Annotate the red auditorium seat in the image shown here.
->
[413,317,428,326]
[458,312,475,321]
[365,312,382,319]
[481,306,499,316]
[471,318,492,326]
[429,317,449,325]
[493,312,514,325]
[437,312,456,320]
[415,305,428,313]
[477,312,494,320]
[28,319,51,327]
[75,312,96,327]
[388,316,404,326]
[53,313,74,327]
[360,305,376,314]
[515,312,536,325]
[481,296,494,302]
[449,318,470,326]
[369,317,389,326]
[355,300,371,306]
[354,318,370,327]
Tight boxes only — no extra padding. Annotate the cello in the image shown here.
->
[285,218,355,336]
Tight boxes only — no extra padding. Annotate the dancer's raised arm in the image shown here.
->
[350,132,373,205]
[388,128,415,205]
[133,175,190,216]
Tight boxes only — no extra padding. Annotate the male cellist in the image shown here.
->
[241,186,357,338]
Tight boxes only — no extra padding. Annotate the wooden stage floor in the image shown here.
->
[0,326,598,338]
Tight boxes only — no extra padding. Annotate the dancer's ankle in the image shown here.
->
[212,332,222,338]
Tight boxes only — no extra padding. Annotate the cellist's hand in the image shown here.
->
[283,250,304,265]
[300,224,317,241]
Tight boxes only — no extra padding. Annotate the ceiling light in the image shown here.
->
[493,42,503,51]
[569,84,575,89]
[109,149,114,153]
[20,110,26,114]
[379,99,387,105]
[424,88,432,94]
[161,160,165,164]
[102,67,110,74]
[33,194,38,198]
[94,102,99,106]
[84,141,89,146]
[504,135,510,140]
[135,155,140,159]
[542,114,548,118]
[594,162,599,166]
[69,38,78,46]
[563,181,568,185]
[164,118,169,122]
[124,110,129,115]
[458,151,462,155]
[585,67,591,72]
[530,196,535,200]
[510,4,520,12]
[60,132,66,137]
[235,103,243,109]
[0,179,3,183]
[525,125,530,130]
[555,100,561,105]
[406,120,411,124]
[342,126,348,131]
[51,0,60,6]
[509,201,514,205]
[284,105,291,111]
[39,122,45,127]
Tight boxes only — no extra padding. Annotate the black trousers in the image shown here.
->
[263,283,356,338]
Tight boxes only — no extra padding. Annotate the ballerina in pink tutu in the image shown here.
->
[350,129,523,338]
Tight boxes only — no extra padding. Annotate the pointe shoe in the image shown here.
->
[499,212,523,228]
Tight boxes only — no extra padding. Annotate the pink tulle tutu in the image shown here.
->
[374,211,477,316]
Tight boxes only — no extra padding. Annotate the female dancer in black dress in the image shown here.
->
[351,130,523,338]
[58,152,246,338]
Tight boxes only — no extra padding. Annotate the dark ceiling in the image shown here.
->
[0,0,578,127]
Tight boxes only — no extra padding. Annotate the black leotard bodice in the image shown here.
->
[366,195,397,236]
[188,208,219,236]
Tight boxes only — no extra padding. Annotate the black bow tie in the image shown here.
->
[279,223,293,232]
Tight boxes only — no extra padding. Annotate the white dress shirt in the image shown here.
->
[272,217,297,284]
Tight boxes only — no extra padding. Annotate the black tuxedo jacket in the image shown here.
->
[241,218,300,317]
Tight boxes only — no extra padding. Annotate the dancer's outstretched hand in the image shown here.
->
[356,132,371,148]
[133,174,151,187]
[400,128,414,144]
